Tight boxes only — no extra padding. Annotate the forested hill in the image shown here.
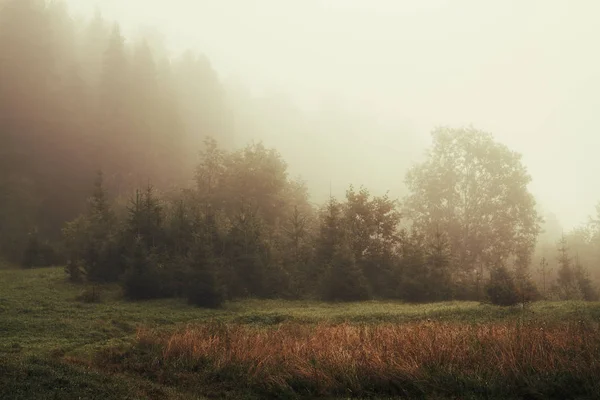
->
[0,0,232,260]
[0,1,423,262]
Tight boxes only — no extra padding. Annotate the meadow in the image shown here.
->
[1,266,600,399]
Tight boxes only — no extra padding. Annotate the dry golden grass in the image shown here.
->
[130,320,600,397]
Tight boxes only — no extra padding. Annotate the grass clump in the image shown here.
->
[104,321,600,398]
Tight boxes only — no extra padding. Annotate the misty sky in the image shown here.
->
[66,0,600,231]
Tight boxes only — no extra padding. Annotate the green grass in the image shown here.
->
[1,266,600,399]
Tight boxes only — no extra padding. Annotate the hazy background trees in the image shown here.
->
[404,127,542,299]
[1,1,599,305]
[0,1,229,263]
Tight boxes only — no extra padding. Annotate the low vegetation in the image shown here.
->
[2,267,600,399]
[110,320,600,399]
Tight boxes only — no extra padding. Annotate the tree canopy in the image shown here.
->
[405,127,542,282]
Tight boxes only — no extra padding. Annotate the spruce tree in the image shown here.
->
[122,235,162,300]
[556,235,578,300]
[63,171,120,282]
[185,235,224,308]
[425,228,453,301]
[486,265,519,306]
[321,243,371,302]
[225,204,267,298]
[317,197,370,301]
[398,230,429,302]
[574,257,598,301]
[513,248,540,305]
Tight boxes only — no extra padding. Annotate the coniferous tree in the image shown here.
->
[574,257,598,301]
[315,197,344,267]
[537,257,551,299]
[125,185,165,250]
[185,234,224,308]
[555,235,579,300]
[343,186,401,297]
[122,235,162,300]
[425,228,453,301]
[512,246,541,305]
[486,265,520,306]
[282,205,313,295]
[398,229,429,302]
[321,242,371,302]
[63,171,120,282]
[316,196,370,301]
[225,204,268,298]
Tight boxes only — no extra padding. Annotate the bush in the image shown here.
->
[65,259,85,283]
[77,286,102,303]
[486,266,519,306]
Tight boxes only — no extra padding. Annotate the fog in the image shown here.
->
[67,0,600,231]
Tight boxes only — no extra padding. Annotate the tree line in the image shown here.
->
[1,1,598,306]
[54,130,598,306]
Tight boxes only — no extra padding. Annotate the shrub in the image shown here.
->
[77,286,102,303]
[65,259,85,283]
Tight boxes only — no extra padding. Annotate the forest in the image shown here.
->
[1,0,598,307]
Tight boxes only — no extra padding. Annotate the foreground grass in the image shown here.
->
[102,321,600,399]
[2,267,600,399]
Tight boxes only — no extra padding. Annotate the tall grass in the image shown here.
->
[109,320,600,398]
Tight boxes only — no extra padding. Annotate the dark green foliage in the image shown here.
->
[125,186,165,250]
[315,197,344,268]
[185,238,224,308]
[343,186,401,298]
[555,235,578,300]
[63,172,121,282]
[425,229,453,301]
[21,230,59,269]
[574,259,599,301]
[513,256,541,305]
[64,260,85,283]
[61,163,546,306]
[165,199,196,257]
[225,205,269,298]
[122,236,163,300]
[553,236,598,301]
[398,229,455,302]
[321,244,371,302]
[397,231,428,302]
[486,265,520,306]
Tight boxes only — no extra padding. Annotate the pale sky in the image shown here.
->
[67,0,600,231]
